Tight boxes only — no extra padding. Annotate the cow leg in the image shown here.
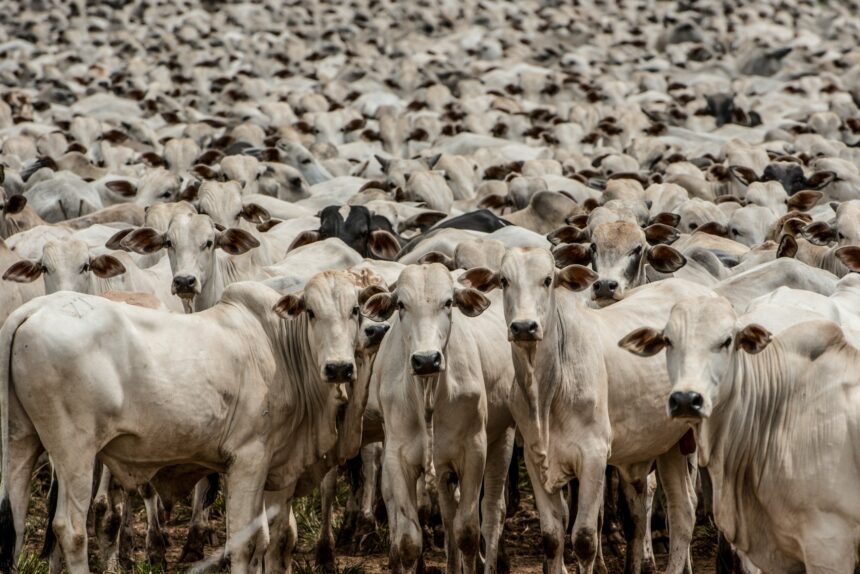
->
[381,449,421,574]
[570,448,608,574]
[180,474,218,562]
[801,521,858,574]
[617,465,656,574]
[96,475,130,573]
[656,448,696,574]
[224,453,268,574]
[356,443,382,541]
[140,483,167,566]
[315,468,337,573]
[0,422,42,568]
[505,443,522,518]
[456,432,487,574]
[263,493,296,574]
[523,450,567,574]
[52,457,96,574]
[481,428,514,574]
[436,468,461,574]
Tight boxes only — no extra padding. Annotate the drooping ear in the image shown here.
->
[787,190,822,211]
[582,197,600,213]
[835,246,860,272]
[240,203,270,224]
[424,153,442,169]
[782,217,809,237]
[123,227,166,254]
[361,291,398,322]
[217,228,260,255]
[179,180,201,202]
[105,180,138,198]
[3,260,42,283]
[358,284,388,306]
[566,213,590,228]
[547,225,589,245]
[418,251,455,269]
[453,287,491,317]
[257,219,282,233]
[105,228,133,251]
[714,195,745,206]
[90,255,126,278]
[399,210,447,232]
[368,230,400,260]
[801,221,836,245]
[735,324,772,354]
[650,212,681,228]
[777,234,798,258]
[804,171,836,190]
[644,223,680,245]
[213,222,226,232]
[273,293,305,317]
[647,245,687,273]
[458,267,500,292]
[697,221,728,237]
[5,195,26,214]
[728,165,758,187]
[288,229,322,252]
[477,193,510,210]
[374,154,391,173]
[555,264,599,292]
[618,327,667,357]
[552,243,592,267]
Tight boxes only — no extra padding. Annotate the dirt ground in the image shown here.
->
[19,464,717,573]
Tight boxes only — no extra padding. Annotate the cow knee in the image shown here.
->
[457,522,480,558]
[542,530,561,560]
[573,527,597,563]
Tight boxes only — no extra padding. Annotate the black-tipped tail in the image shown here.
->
[39,471,58,559]
[0,494,15,572]
[203,473,219,509]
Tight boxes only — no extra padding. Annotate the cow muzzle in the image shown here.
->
[171,275,199,297]
[592,279,620,306]
[411,351,443,376]
[508,320,541,342]
[668,391,705,419]
[362,323,390,349]
[324,361,355,383]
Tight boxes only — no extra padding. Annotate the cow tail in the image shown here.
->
[0,309,30,572]
[39,470,59,559]
[203,473,220,508]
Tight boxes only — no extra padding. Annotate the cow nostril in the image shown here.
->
[607,280,618,291]
[324,362,354,383]
[411,351,442,375]
[691,393,704,409]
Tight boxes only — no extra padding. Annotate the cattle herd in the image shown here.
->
[1,0,860,573]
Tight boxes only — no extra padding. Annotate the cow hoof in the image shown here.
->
[314,535,336,574]
[146,529,168,567]
[497,547,511,574]
[336,511,357,548]
[178,524,209,563]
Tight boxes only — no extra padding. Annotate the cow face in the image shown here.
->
[289,205,401,260]
[123,214,258,310]
[619,297,772,421]
[459,248,597,345]
[274,272,376,383]
[197,181,270,229]
[362,264,489,377]
[3,239,126,293]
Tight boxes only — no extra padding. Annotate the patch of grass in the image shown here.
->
[16,551,49,574]
[292,557,366,574]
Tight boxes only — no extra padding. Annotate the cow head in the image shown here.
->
[123,213,258,310]
[3,239,126,293]
[459,247,597,345]
[274,271,383,383]
[619,297,772,420]
[362,263,489,376]
[289,205,401,260]
[197,180,270,229]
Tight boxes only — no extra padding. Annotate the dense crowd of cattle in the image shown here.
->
[0,0,859,573]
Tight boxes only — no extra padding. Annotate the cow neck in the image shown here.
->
[196,252,252,312]
[698,341,791,553]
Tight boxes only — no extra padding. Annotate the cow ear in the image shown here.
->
[257,219,282,233]
[805,171,836,190]
[696,221,728,237]
[5,195,26,214]
[105,180,138,197]
[649,212,681,228]
[777,234,798,258]
[424,153,442,169]
[240,203,270,224]
[801,221,836,245]
[644,223,680,245]
[477,194,510,210]
[105,228,133,251]
[735,324,772,354]
[374,154,391,173]
[358,284,388,306]
[453,287,491,317]
[217,228,260,255]
[179,180,201,202]
[458,267,500,292]
[647,245,687,273]
[288,230,321,252]
[565,213,590,228]
[728,165,758,187]
[273,293,305,318]
[123,227,166,254]
[787,190,822,211]
[618,327,667,357]
[835,246,860,272]
[782,217,809,237]
[368,230,400,260]
[362,291,397,322]
[90,255,127,278]
[552,243,592,267]
[3,260,42,283]
[547,225,589,245]
[714,195,745,205]
[400,211,447,232]
[418,251,455,269]
[555,264,598,292]
[582,197,600,213]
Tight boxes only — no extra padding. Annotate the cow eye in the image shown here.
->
[663,337,673,348]
[839,232,846,240]
[543,276,552,287]
[80,262,89,273]
[444,298,453,308]
[731,228,740,236]
[629,245,642,256]
[720,336,732,350]
[164,239,173,248]
[204,239,214,249]
[500,277,509,288]
[301,157,312,165]
[397,301,405,311]
[307,309,316,320]
[688,222,698,230]
[352,305,360,316]
[159,190,173,199]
